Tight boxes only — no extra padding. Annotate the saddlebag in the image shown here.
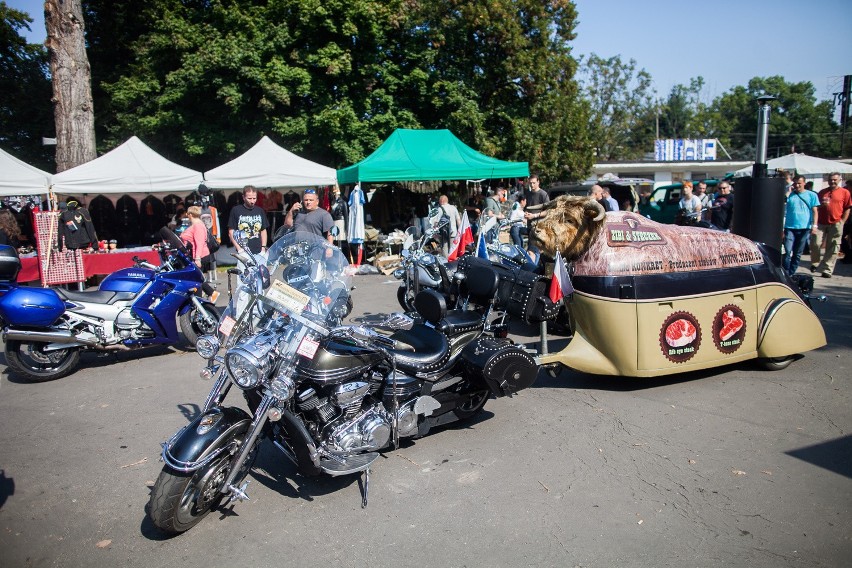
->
[461,337,538,397]
[494,265,560,324]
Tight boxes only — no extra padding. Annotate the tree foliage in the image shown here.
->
[580,53,654,161]
[0,2,53,169]
[95,0,591,179]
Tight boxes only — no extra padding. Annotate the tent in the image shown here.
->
[203,136,337,189]
[0,147,53,196]
[733,153,852,177]
[51,136,202,195]
[337,129,529,184]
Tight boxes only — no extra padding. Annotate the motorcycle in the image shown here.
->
[393,221,457,311]
[148,229,537,534]
[0,227,220,382]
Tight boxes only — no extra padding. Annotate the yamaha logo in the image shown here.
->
[126,272,147,278]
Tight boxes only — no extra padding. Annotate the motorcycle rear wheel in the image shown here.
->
[179,304,221,347]
[4,340,80,382]
[453,390,489,420]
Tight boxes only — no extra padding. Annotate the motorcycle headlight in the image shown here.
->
[392,268,405,279]
[225,347,272,389]
[196,335,220,359]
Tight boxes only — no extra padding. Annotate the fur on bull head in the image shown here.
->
[530,196,606,260]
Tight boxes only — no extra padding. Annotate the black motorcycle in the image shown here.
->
[148,230,537,534]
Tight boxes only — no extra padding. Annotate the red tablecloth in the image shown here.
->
[17,250,160,284]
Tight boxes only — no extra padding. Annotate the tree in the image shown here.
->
[45,0,97,171]
[0,2,53,169]
[99,0,592,179]
[707,76,839,160]
[657,77,708,140]
[579,53,654,161]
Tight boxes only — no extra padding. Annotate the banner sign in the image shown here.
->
[654,139,717,161]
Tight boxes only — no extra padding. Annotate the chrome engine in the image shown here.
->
[114,307,153,339]
[296,372,426,453]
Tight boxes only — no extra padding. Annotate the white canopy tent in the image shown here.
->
[733,153,852,177]
[51,136,203,199]
[203,136,337,190]
[0,147,53,196]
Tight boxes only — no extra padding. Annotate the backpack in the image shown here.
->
[439,205,452,240]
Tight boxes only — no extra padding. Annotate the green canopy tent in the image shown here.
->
[336,129,529,184]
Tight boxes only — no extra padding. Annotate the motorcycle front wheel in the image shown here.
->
[4,340,80,382]
[148,435,258,534]
[397,286,416,311]
[179,304,221,347]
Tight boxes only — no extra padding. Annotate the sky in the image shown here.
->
[7,0,852,104]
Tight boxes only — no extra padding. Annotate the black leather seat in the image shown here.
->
[55,288,136,305]
[388,289,452,378]
[438,261,498,336]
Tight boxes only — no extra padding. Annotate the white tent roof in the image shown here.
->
[203,136,337,189]
[733,153,852,177]
[51,136,202,194]
[0,147,53,196]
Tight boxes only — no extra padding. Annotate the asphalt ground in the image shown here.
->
[0,256,850,568]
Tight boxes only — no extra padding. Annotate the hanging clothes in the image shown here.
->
[88,195,116,242]
[139,195,167,244]
[348,184,366,265]
[115,195,141,247]
[58,203,98,250]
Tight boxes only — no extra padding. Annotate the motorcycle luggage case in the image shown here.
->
[0,246,21,282]
[461,337,537,397]
[494,265,559,324]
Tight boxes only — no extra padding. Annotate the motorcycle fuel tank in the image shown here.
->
[99,267,155,294]
[296,339,384,384]
[0,286,66,327]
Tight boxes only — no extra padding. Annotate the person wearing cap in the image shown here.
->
[228,185,269,255]
[284,188,334,244]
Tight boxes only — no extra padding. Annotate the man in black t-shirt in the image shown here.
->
[710,181,734,231]
[228,186,269,255]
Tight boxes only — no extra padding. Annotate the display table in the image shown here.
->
[17,250,160,284]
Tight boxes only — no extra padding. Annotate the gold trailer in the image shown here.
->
[537,212,825,377]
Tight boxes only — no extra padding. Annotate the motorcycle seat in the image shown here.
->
[439,310,484,336]
[55,288,136,305]
[389,324,452,378]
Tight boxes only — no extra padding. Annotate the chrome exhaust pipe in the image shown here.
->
[2,328,99,347]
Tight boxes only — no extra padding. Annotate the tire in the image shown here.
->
[148,434,257,535]
[453,389,489,420]
[759,356,795,371]
[4,340,80,382]
[397,286,416,311]
[180,303,221,347]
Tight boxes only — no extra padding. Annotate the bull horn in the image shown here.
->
[584,198,606,222]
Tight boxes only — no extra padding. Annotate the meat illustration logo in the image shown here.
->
[659,311,701,363]
[713,305,746,354]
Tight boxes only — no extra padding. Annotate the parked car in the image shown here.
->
[638,177,732,224]
[547,178,650,211]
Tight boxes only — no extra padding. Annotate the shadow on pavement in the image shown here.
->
[786,434,852,480]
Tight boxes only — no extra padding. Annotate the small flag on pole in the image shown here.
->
[549,251,573,303]
[476,230,489,259]
[447,210,473,261]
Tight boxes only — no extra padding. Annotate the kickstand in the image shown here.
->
[360,467,370,508]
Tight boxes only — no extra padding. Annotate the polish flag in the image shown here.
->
[447,210,473,261]
[549,251,573,303]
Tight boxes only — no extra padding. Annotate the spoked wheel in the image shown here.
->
[148,435,258,535]
[180,304,221,347]
[4,340,80,382]
[758,356,795,371]
[453,390,489,420]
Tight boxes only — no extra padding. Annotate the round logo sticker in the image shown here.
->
[659,311,701,363]
[713,304,747,354]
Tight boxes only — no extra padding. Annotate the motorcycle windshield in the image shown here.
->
[233,230,353,329]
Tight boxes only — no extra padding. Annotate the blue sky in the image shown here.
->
[8,0,851,103]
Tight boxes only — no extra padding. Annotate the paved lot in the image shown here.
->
[1,261,850,568]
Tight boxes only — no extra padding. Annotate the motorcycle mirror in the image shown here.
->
[330,225,340,237]
[232,230,249,249]
[401,249,411,259]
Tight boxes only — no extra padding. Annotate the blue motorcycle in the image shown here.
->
[0,228,219,382]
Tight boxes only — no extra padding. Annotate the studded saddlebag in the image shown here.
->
[460,337,538,397]
[494,264,560,324]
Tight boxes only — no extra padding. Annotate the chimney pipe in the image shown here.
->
[752,95,776,178]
